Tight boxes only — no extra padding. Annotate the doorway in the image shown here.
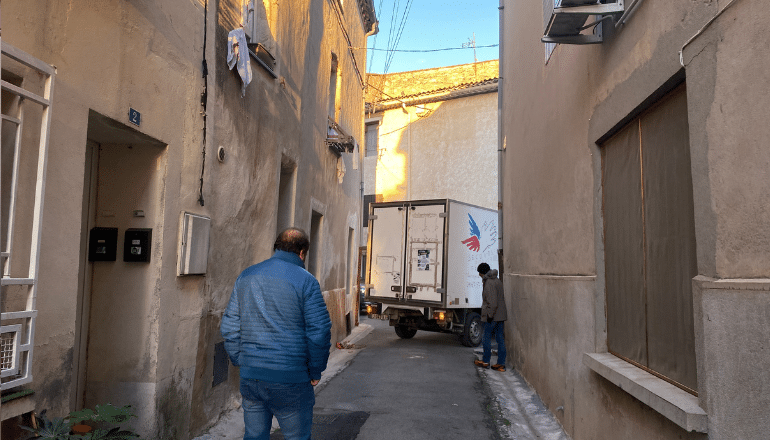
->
[75,112,167,418]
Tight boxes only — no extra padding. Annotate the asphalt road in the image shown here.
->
[304,317,503,440]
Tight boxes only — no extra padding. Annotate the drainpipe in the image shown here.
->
[497,0,505,271]
[361,17,378,246]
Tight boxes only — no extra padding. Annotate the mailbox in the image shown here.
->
[88,227,118,261]
[124,228,152,262]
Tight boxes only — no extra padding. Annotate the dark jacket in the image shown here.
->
[220,250,332,383]
[481,269,507,322]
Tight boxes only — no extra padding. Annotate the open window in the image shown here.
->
[243,0,277,73]
[1,42,56,392]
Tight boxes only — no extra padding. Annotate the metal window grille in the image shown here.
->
[1,325,21,377]
[0,41,56,391]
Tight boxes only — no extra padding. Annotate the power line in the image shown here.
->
[384,0,414,73]
[358,44,499,53]
[367,0,386,68]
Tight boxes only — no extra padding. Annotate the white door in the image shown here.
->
[404,204,444,303]
[367,205,406,301]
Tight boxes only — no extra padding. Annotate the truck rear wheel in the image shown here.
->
[395,325,417,339]
[461,312,482,347]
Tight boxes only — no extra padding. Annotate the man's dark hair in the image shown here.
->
[274,228,310,256]
[477,262,490,275]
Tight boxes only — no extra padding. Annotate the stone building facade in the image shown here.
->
[362,60,499,246]
[500,0,770,439]
[0,0,376,438]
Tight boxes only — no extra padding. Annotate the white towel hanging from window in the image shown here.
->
[227,28,252,96]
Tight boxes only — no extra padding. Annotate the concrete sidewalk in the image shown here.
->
[473,348,571,440]
[194,325,570,440]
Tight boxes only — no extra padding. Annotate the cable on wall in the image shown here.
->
[198,0,209,206]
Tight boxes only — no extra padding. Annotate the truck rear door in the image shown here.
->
[404,203,444,303]
[367,202,445,305]
[368,204,406,302]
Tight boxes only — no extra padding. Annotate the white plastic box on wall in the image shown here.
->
[178,212,211,275]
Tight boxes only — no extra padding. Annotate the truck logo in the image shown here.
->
[461,214,481,252]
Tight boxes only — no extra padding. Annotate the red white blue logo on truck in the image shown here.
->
[461,214,481,252]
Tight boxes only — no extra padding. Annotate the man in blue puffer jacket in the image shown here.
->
[221,228,331,440]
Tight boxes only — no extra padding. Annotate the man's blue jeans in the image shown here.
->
[240,377,315,440]
[482,321,507,366]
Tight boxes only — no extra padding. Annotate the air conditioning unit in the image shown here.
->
[542,0,624,45]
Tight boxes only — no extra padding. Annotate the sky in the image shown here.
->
[365,1,500,74]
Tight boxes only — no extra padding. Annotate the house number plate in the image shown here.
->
[128,108,141,126]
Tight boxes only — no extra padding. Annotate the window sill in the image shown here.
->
[583,353,707,433]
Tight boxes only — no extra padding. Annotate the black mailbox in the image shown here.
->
[124,228,152,262]
[88,227,118,261]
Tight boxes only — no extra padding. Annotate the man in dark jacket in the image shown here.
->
[474,262,507,372]
[221,228,332,440]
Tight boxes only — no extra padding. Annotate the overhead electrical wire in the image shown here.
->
[384,0,402,72]
[367,0,387,68]
[359,44,499,53]
[384,0,415,73]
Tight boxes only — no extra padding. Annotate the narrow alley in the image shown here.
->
[199,318,569,440]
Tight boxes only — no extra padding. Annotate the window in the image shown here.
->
[365,121,379,157]
[1,326,21,378]
[328,53,340,121]
[1,44,55,391]
[243,0,277,70]
[276,156,296,233]
[601,84,698,394]
[308,210,324,278]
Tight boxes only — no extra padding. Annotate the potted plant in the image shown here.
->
[21,404,141,440]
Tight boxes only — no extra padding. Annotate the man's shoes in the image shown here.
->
[491,364,506,372]
[474,360,489,368]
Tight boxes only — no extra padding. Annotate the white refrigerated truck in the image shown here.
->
[365,199,499,346]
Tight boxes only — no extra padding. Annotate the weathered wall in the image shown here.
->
[2,0,370,438]
[192,0,369,436]
[682,0,770,279]
[682,1,770,437]
[501,0,770,438]
[3,3,202,436]
[366,61,499,208]
[375,92,498,208]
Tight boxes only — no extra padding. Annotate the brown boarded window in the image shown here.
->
[601,84,698,394]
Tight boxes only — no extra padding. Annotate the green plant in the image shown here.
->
[21,404,141,440]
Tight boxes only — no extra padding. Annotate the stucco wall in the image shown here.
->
[682,1,770,437]
[3,3,203,434]
[374,93,498,208]
[1,0,370,438]
[366,61,499,209]
[501,0,769,438]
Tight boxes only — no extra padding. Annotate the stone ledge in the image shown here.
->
[583,352,708,433]
[0,394,35,421]
[693,275,770,291]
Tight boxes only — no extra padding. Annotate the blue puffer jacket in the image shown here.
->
[220,250,332,383]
